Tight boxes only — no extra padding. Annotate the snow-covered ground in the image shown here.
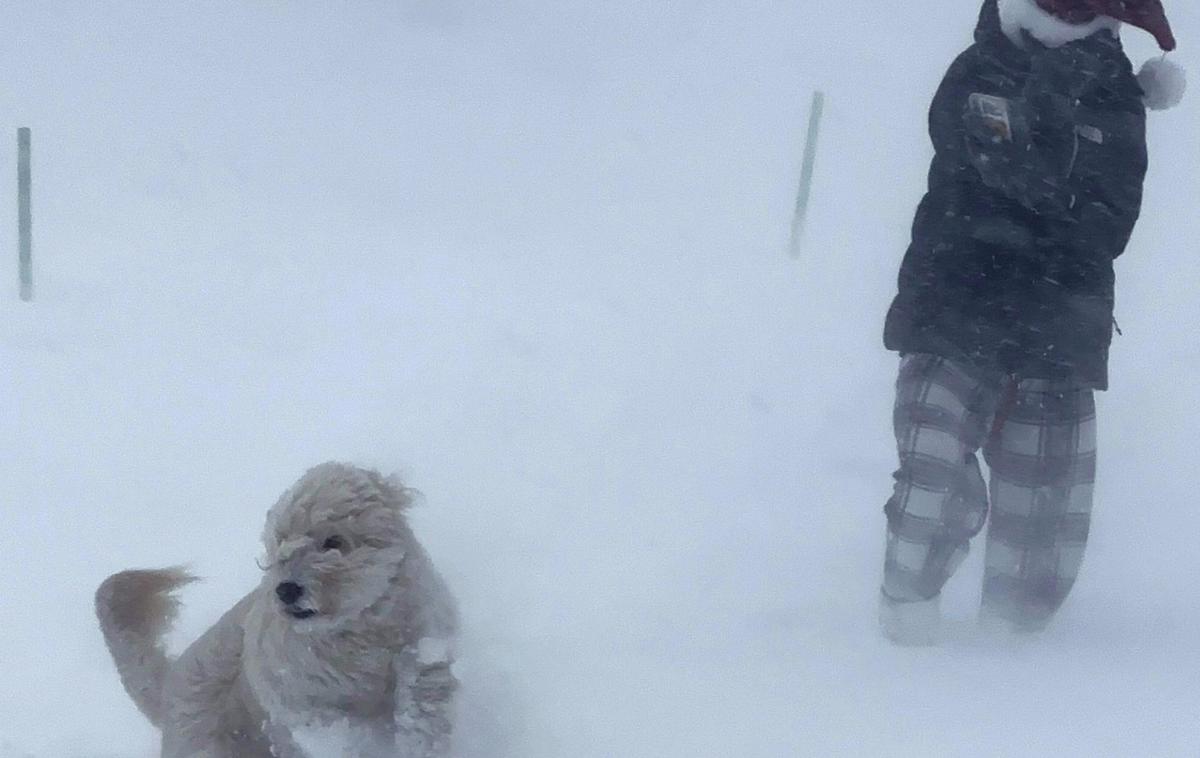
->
[1,2,1198,756]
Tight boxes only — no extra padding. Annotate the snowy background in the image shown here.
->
[1,1,1198,756]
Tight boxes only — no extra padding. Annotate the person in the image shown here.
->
[878,0,1184,644]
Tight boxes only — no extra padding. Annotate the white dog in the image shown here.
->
[96,462,459,757]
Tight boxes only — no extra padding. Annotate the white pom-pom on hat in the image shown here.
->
[1138,56,1187,111]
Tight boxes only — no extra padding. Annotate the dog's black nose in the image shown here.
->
[275,581,304,605]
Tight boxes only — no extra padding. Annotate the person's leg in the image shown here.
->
[881,354,998,644]
[981,378,1096,632]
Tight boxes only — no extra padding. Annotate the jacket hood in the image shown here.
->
[975,0,1008,45]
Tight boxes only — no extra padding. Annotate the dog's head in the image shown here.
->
[259,462,413,628]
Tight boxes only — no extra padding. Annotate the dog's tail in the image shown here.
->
[95,567,197,726]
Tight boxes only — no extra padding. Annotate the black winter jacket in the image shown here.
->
[883,0,1148,389]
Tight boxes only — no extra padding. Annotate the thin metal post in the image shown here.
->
[18,127,32,301]
[789,91,824,259]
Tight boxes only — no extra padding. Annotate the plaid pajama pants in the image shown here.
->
[882,353,1097,630]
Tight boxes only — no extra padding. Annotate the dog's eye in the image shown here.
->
[321,535,346,552]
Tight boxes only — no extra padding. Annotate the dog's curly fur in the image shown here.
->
[96,462,459,757]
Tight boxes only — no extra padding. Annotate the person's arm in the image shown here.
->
[1069,104,1146,258]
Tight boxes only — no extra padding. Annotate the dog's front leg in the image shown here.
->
[261,719,308,758]
[393,645,458,758]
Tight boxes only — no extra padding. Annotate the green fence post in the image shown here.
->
[18,127,32,302]
[789,91,824,259]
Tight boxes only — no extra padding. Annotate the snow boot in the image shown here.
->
[879,588,940,646]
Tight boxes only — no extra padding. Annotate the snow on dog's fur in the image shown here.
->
[95,462,459,757]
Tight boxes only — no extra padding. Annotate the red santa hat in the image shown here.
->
[1036,0,1176,51]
